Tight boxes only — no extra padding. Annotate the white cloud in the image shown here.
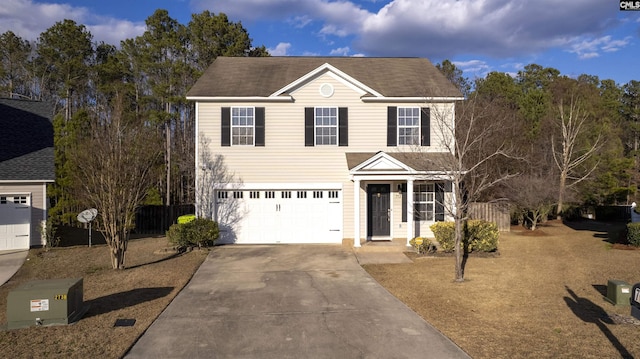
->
[567,35,631,59]
[269,42,291,55]
[329,46,350,56]
[453,59,491,79]
[288,15,313,29]
[357,0,618,58]
[196,0,621,60]
[0,0,144,44]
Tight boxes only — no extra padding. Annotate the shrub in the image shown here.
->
[430,220,499,253]
[167,218,219,249]
[430,222,455,252]
[409,237,435,254]
[466,220,499,252]
[626,222,640,247]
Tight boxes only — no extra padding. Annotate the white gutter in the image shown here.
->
[361,96,465,103]
[186,96,294,102]
[0,180,55,183]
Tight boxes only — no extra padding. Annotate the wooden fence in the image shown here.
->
[134,204,195,234]
[468,202,511,232]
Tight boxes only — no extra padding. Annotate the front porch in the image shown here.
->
[347,151,454,248]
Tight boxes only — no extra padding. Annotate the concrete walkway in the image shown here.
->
[126,245,469,358]
[0,250,28,287]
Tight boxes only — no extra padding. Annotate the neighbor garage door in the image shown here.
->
[0,195,31,250]
[217,188,342,244]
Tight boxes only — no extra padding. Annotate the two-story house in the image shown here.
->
[187,57,463,247]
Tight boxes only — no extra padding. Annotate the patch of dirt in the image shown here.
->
[364,221,640,359]
[0,237,207,359]
[611,243,639,250]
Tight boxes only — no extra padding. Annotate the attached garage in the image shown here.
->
[0,194,31,250]
[216,186,343,244]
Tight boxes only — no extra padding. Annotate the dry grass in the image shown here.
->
[364,220,640,359]
[0,236,207,359]
[1,221,639,358]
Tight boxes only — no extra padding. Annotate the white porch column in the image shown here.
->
[406,178,414,246]
[353,179,361,247]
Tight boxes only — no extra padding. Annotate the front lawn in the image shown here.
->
[364,220,640,358]
[0,237,207,358]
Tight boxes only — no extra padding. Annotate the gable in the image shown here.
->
[349,152,414,174]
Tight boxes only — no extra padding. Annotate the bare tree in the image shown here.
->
[421,95,520,281]
[552,95,601,217]
[196,134,244,243]
[70,97,162,269]
[504,174,557,230]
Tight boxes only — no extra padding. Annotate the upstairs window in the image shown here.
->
[305,107,348,146]
[231,107,254,145]
[398,107,420,145]
[387,106,430,147]
[315,107,337,145]
[221,107,265,147]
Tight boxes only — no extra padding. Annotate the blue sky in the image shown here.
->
[1,0,639,85]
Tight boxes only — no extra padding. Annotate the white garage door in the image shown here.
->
[0,195,31,250]
[217,188,342,244]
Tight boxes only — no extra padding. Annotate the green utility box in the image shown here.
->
[7,278,85,329]
[604,279,631,306]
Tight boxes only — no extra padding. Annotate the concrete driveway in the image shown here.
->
[125,245,470,358]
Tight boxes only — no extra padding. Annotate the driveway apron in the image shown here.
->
[125,245,470,359]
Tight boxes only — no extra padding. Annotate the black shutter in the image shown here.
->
[338,107,348,146]
[387,106,397,146]
[421,107,430,146]
[305,107,314,146]
[401,183,407,222]
[435,182,445,221]
[221,107,231,146]
[255,107,265,146]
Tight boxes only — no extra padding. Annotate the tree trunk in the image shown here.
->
[109,233,127,269]
[556,170,567,219]
[454,217,464,282]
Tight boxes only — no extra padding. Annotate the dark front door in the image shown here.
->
[367,184,390,237]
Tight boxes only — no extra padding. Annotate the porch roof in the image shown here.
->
[346,152,456,172]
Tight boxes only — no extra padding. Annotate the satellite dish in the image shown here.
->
[77,208,97,223]
[77,208,98,247]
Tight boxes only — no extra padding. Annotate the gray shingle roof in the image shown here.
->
[0,98,54,181]
[187,57,463,98]
[346,152,457,172]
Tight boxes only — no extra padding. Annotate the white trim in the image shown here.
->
[406,179,414,246]
[0,180,54,183]
[352,173,456,181]
[41,184,47,246]
[186,96,293,102]
[314,106,339,146]
[350,152,414,173]
[353,179,361,247]
[230,106,256,146]
[195,102,200,217]
[218,182,343,190]
[361,96,464,103]
[365,182,393,241]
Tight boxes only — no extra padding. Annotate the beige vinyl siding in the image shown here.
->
[196,73,456,241]
[0,182,48,247]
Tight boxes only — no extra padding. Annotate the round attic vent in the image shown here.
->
[319,83,334,97]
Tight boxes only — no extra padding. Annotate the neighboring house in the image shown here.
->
[0,98,54,249]
[187,57,463,246]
